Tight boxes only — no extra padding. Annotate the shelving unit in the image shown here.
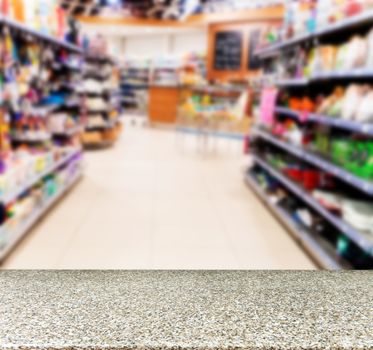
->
[255,9,373,58]
[275,78,309,87]
[274,69,373,86]
[249,7,373,269]
[1,150,81,205]
[0,15,82,53]
[251,153,373,255]
[252,127,373,196]
[120,62,150,114]
[0,167,83,261]
[275,107,373,136]
[150,57,181,86]
[0,15,85,262]
[245,172,351,269]
[81,54,122,148]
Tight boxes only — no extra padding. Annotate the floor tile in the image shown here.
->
[2,123,316,269]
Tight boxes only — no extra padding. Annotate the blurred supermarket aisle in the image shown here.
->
[3,122,315,269]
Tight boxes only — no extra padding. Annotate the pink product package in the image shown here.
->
[259,88,278,126]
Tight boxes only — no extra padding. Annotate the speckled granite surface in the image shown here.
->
[0,271,372,350]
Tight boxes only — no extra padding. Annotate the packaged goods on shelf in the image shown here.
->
[277,84,373,124]
[48,112,80,135]
[1,0,67,39]
[258,0,373,51]
[102,125,120,142]
[81,35,122,148]
[0,14,84,260]
[254,120,373,183]
[87,115,108,129]
[86,98,108,111]
[247,165,373,269]
[0,152,83,258]
[2,20,83,148]
[121,58,151,85]
[79,79,105,95]
[152,56,181,86]
[0,146,80,203]
[249,4,373,269]
[81,131,103,144]
[120,58,151,113]
[263,28,373,81]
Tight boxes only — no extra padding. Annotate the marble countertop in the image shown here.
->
[0,271,372,350]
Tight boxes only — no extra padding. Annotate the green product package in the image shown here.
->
[337,234,349,257]
[315,131,329,156]
[331,139,351,167]
[356,142,373,179]
[44,177,57,198]
[345,141,360,173]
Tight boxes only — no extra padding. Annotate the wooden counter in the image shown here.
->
[148,86,180,125]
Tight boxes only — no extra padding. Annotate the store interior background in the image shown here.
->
[1,0,373,270]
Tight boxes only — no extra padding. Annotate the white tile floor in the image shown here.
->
[3,120,315,269]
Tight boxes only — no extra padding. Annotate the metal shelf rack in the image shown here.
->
[255,10,373,58]
[245,172,352,269]
[251,154,373,257]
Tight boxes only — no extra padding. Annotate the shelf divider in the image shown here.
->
[275,107,373,136]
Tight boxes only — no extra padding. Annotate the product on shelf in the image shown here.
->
[80,35,122,148]
[1,0,68,39]
[248,164,373,268]
[48,112,80,135]
[261,19,373,82]
[151,56,182,86]
[257,0,373,49]
[87,115,107,128]
[120,58,151,113]
[250,3,373,269]
[86,98,108,111]
[79,79,105,95]
[313,189,373,234]
[258,111,373,180]
[279,84,373,123]
[1,152,83,247]
[0,146,79,200]
[2,21,84,147]
[0,14,84,261]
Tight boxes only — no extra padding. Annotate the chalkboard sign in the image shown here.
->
[214,31,243,71]
[248,29,261,70]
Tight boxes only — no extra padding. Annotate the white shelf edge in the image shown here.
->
[0,15,82,54]
[273,69,373,86]
[275,107,373,135]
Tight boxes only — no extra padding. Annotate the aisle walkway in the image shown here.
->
[3,122,315,269]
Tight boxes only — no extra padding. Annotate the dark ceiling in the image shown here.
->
[60,0,280,19]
